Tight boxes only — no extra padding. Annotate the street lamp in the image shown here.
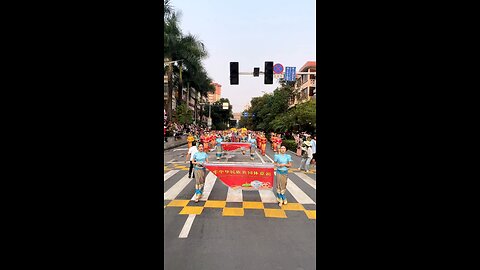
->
[164,59,183,66]
[199,101,229,130]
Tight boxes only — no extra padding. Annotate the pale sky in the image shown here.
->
[172,0,316,113]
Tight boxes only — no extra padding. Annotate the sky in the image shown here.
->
[171,0,316,113]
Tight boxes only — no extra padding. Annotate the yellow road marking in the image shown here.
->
[204,200,226,208]
[222,208,244,217]
[304,210,316,219]
[264,208,287,218]
[243,201,265,209]
[167,200,190,207]
[179,206,204,215]
[281,203,305,211]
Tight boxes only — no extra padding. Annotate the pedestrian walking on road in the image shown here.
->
[215,134,223,160]
[192,144,209,203]
[187,133,194,149]
[185,144,198,179]
[248,133,257,160]
[299,140,313,173]
[274,145,292,206]
[310,135,317,166]
[295,134,303,157]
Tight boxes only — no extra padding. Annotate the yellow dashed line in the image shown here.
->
[243,202,264,209]
[167,200,190,207]
[281,203,305,211]
[204,200,226,208]
[166,200,315,220]
[264,208,287,218]
[223,208,244,217]
[179,206,204,215]
[304,210,316,219]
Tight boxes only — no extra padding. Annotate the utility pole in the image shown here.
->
[208,102,212,129]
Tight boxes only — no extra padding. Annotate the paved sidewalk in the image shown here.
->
[163,135,187,150]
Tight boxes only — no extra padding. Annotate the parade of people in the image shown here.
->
[215,132,223,160]
[163,2,316,267]
[248,132,257,160]
[273,145,293,206]
[192,143,209,203]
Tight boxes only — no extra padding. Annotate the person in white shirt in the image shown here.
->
[185,144,198,178]
[299,140,314,173]
[311,135,316,165]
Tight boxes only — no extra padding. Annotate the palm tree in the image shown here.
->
[173,33,208,108]
[164,9,181,121]
[163,1,211,123]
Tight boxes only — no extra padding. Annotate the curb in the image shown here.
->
[164,141,188,151]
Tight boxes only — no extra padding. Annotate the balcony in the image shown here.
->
[301,79,316,90]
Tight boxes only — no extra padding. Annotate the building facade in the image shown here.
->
[208,82,222,103]
[288,61,316,109]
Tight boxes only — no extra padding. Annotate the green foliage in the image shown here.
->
[164,1,214,121]
[202,98,233,129]
[176,103,193,125]
[282,140,297,152]
[244,84,298,132]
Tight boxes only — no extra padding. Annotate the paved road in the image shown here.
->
[164,142,316,270]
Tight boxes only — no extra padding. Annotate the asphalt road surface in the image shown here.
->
[164,142,317,270]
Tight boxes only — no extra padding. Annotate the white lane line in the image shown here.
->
[294,172,316,189]
[164,170,179,182]
[173,148,188,151]
[259,189,278,203]
[167,159,176,163]
[178,214,196,238]
[264,154,275,163]
[226,187,243,202]
[164,174,192,200]
[255,151,265,164]
[190,172,217,201]
[286,178,316,205]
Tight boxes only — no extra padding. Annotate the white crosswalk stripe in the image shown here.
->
[163,170,315,204]
[226,187,243,202]
[164,170,179,182]
[286,178,316,204]
[259,190,278,203]
[294,172,316,189]
[164,174,192,200]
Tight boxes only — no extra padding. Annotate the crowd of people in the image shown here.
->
[181,128,317,204]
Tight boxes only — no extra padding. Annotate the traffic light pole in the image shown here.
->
[238,71,265,75]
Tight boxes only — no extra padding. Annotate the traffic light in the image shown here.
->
[253,67,259,77]
[264,61,273,84]
[230,62,239,85]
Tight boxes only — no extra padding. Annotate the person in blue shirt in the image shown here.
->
[273,145,293,206]
[192,144,210,203]
[215,134,223,160]
[248,134,257,160]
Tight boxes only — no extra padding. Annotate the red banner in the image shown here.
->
[221,142,251,151]
[203,163,274,190]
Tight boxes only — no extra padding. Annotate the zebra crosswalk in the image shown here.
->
[164,169,317,219]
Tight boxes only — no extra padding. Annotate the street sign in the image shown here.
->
[284,67,296,81]
[223,102,229,110]
[243,112,249,117]
[273,63,284,74]
[273,73,284,79]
